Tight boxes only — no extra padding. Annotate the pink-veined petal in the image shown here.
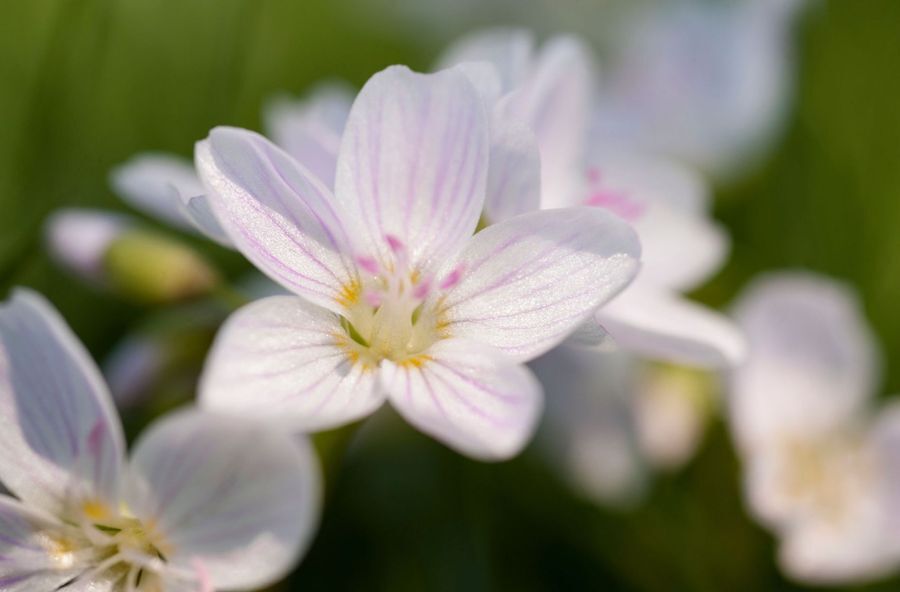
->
[382,339,542,461]
[0,289,125,515]
[196,128,358,314]
[334,65,489,271]
[126,409,321,591]
[199,296,385,432]
[436,28,534,93]
[0,495,85,591]
[597,286,746,368]
[729,272,880,453]
[437,207,640,363]
[264,82,354,187]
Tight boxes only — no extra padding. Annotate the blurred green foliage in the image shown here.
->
[2,1,900,590]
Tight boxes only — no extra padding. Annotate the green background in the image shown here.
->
[2,1,900,590]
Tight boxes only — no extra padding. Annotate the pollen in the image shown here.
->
[82,499,111,521]
[397,355,432,369]
[336,280,362,307]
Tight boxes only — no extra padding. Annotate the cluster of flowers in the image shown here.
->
[5,2,895,589]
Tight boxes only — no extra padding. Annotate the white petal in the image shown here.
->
[584,149,712,216]
[582,152,726,291]
[503,36,594,209]
[437,207,640,362]
[264,82,354,187]
[597,286,746,368]
[43,209,131,283]
[436,28,534,93]
[0,289,125,515]
[729,273,880,452]
[334,65,489,271]
[0,495,84,591]
[126,409,321,591]
[382,339,541,461]
[196,128,359,314]
[483,115,541,224]
[200,296,385,432]
[180,195,232,247]
[109,153,204,231]
[531,347,646,505]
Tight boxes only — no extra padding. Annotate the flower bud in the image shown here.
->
[103,229,220,304]
[45,208,221,304]
[44,208,130,283]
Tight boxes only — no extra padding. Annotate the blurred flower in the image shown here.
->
[533,347,717,506]
[439,29,744,366]
[0,288,320,590]
[110,82,355,247]
[593,0,806,179]
[730,272,900,584]
[195,65,641,460]
[45,208,221,305]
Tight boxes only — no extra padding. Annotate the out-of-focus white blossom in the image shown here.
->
[730,272,900,584]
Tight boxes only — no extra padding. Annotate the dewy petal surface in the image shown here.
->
[0,495,85,591]
[334,65,489,271]
[200,295,385,432]
[597,286,746,368]
[382,339,542,461]
[729,273,880,452]
[437,207,640,363]
[196,128,358,314]
[0,289,125,515]
[264,82,354,187]
[126,409,320,591]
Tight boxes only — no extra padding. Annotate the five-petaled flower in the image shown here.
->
[0,289,320,591]
[195,64,641,460]
[729,273,900,584]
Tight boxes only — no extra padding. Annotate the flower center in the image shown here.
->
[337,236,461,367]
[42,498,176,591]
[779,433,874,525]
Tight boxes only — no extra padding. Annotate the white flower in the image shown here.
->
[195,64,641,460]
[0,289,321,591]
[438,28,745,503]
[730,272,900,584]
[109,82,355,247]
[439,28,744,367]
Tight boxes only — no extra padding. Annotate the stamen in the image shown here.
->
[385,234,405,254]
[356,256,380,275]
[439,266,464,291]
[412,278,431,300]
